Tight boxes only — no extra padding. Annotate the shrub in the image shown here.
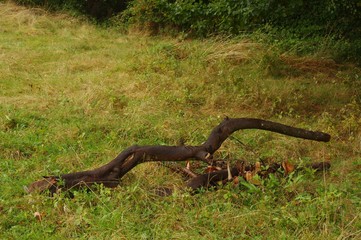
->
[121,0,361,38]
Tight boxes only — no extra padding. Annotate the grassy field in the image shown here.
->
[1,2,361,239]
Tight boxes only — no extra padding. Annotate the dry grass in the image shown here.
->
[280,55,340,78]
[205,39,262,64]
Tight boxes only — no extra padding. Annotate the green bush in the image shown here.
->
[122,0,361,38]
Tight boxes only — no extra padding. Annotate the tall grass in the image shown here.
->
[1,2,360,239]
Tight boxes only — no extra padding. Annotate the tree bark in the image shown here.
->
[26,117,331,193]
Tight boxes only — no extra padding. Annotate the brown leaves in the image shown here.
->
[243,161,262,185]
[204,165,222,173]
[282,160,295,175]
[33,211,43,222]
[232,176,239,185]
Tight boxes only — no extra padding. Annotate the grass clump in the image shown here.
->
[1,2,361,239]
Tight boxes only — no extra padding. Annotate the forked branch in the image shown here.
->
[26,117,331,193]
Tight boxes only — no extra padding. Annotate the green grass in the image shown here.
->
[1,2,361,239]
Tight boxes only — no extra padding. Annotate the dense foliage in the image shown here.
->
[123,0,361,38]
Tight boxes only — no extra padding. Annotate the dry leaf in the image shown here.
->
[245,171,262,185]
[186,161,191,170]
[34,212,42,221]
[204,166,222,173]
[282,161,295,175]
[233,176,239,185]
[245,171,253,181]
[255,162,261,173]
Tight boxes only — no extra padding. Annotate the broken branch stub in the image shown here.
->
[27,117,331,194]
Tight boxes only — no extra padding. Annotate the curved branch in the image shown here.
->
[27,117,331,193]
[202,118,331,154]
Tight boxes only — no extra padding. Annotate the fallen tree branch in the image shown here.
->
[26,117,331,194]
[185,161,331,192]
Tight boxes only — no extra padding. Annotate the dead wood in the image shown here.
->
[165,160,331,194]
[27,117,331,194]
